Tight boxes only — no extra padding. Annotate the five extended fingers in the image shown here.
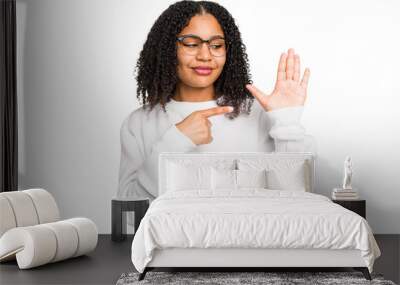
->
[277,48,310,90]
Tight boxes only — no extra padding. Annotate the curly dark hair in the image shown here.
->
[135,0,255,119]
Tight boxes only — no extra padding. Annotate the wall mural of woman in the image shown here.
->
[116,0,315,228]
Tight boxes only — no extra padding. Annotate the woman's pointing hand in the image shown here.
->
[175,106,234,145]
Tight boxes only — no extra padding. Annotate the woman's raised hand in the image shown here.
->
[175,106,233,145]
[246,48,311,112]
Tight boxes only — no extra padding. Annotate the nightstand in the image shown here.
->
[332,199,366,219]
[111,197,150,242]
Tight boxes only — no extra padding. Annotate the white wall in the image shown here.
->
[16,0,400,234]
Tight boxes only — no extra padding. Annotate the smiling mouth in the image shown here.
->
[193,67,213,75]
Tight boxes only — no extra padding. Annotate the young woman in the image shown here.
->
[117,0,315,206]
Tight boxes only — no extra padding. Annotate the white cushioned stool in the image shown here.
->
[0,188,98,269]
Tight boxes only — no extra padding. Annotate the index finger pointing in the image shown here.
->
[199,106,234,117]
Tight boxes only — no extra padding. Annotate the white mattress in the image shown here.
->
[131,189,381,273]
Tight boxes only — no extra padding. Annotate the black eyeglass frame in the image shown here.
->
[176,34,228,57]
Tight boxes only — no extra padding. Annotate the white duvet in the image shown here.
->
[131,189,381,273]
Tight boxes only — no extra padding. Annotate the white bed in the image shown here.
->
[130,152,381,281]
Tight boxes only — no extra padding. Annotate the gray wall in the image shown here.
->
[16,0,400,234]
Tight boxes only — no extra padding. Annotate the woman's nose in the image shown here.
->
[196,43,212,61]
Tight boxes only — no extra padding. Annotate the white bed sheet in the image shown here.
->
[131,189,381,273]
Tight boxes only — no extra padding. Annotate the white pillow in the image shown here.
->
[236,169,268,189]
[266,166,307,191]
[211,168,268,190]
[211,168,237,190]
[237,159,309,191]
[166,162,212,192]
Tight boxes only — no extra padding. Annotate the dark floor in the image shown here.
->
[0,234,399,285]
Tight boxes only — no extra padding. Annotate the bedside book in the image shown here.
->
[332,187,359,200]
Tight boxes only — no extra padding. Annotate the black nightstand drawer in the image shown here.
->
[332,200,366,219]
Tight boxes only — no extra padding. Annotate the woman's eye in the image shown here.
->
[184,43,198,48]
[210,45,222,49]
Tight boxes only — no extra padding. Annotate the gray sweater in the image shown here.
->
[117,98,316,205]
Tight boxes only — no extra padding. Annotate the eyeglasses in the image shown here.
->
[176,34,227,57]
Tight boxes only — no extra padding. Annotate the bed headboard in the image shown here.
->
[158,152,315,195]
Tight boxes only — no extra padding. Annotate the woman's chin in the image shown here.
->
[187,77,218,88]
[189,83,215,89]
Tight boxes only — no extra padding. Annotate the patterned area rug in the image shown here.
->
[116,271,397,285]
